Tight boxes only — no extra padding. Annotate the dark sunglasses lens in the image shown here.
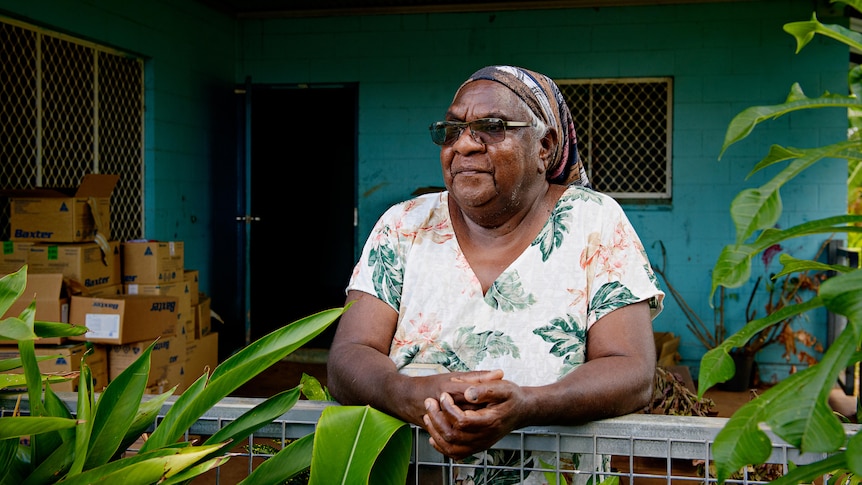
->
[430,122,462,145]
[473,119,506,144]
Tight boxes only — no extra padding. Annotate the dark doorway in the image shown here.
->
[246,84,357,346]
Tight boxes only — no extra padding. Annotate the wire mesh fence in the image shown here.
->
[3,393,855,485]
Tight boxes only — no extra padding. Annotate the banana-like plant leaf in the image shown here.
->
[70,364,93,474]
[783,12,862,55]
[238,432,314,485]
[710,215,862,299]
[773,253,854,279]
[0,438,19,485]
[203,387,302,446]
[719,84,862,158]
[141,307,346,452]
[0,416,78,440]
[158,455,233,485]
[22,438,76,485]
[0,316,38,341]
[32,320,89,338]
[0,267,27,317]
[848,430,862,476]
[37,384,69,463]
[765,452,848,485]
[710,328,859,481]
[0,354,64,372]
[84,341,153,468]
[117,389,175,454]
[309,405,411,485]
[57,443,230,485]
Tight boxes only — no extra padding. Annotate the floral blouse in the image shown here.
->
[348,185,664,386]
[347,185,664,484]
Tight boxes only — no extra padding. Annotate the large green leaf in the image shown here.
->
[203,387,302,446]
[141,307,345,452]
[84,342,153,468]
[0,267,27,317]
[69,364,94,474]
[783,12,862,55]
[719,84,862,158]
[309,405,411,485]
[709,215,862,299]
[23,438,76,485]
[116,389,175,455]
[238,432,314,485]
[57,443,230,485]
[31,321,89,339]
[0,316,38,341]
[0,438,19,485]
[0,416,78,440]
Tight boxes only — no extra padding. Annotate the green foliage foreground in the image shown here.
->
[0,265,411,484]
[698,1,862,482]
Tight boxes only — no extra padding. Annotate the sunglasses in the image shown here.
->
[429,118,533,146]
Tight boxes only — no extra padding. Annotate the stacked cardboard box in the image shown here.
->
[1,175,219,395]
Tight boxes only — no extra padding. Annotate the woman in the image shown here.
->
[328,65,665,483]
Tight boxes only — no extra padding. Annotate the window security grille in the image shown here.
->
[558,78,672,199]
[0,17,144,242]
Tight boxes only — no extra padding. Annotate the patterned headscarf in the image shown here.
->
[455,65,590,187]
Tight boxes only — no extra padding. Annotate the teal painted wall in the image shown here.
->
[0,0,850,379]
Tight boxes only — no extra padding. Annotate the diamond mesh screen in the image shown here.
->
[0,17,144,242]
[559,78,672,199]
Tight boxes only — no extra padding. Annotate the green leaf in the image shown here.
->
[158,455,233,485]
[308,405,411,485]
[710,215,862,299]
[85,341,153,468]
[719,84,862,158]
[697,298,823,395]
[238,432,314,485]
[57,443,230,485]
[32,320,89,338]
[0,354,62,372]
[23,438,76,485]
[0,316,38,341]
[300,373,330,401]
[70,364,94,474]
[0,267,27,317]
[117,389,175,455]
[783,12,862,55]
[848,431,862,476]
[203,387,302,446]
[141,307,345,452]
[766,453,849,485]
[0,416,78,440]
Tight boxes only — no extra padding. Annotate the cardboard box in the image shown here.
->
[28,241,121,291]
[1,241,33,274]
[69,294,178,345]
[1,273,68,345]
[125,281,192,338]
[77,284,123,298]
[0,342,108,392]
[6,174,119,242]
[194,295,211,339]
[108,334,185,390]
[122,240,184,284]
[184,269,199,305]
[181,331,218,392]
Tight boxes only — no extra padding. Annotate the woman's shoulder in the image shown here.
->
[379,191,450,226]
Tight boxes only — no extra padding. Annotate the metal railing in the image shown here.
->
[3,393,858,484]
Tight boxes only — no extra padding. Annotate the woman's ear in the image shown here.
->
[538,127,559,173]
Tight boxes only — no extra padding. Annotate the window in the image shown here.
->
[557,77,672,200]
[0,16,145,241]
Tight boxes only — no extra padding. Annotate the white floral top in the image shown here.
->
[348,185,664,386]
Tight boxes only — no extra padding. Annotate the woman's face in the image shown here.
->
[439,80,548,222]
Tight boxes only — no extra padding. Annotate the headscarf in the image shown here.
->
[455,65,590,188]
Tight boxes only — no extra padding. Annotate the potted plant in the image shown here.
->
[0,265,412,484]
[716,242,826,391]
[697,0,862,482]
